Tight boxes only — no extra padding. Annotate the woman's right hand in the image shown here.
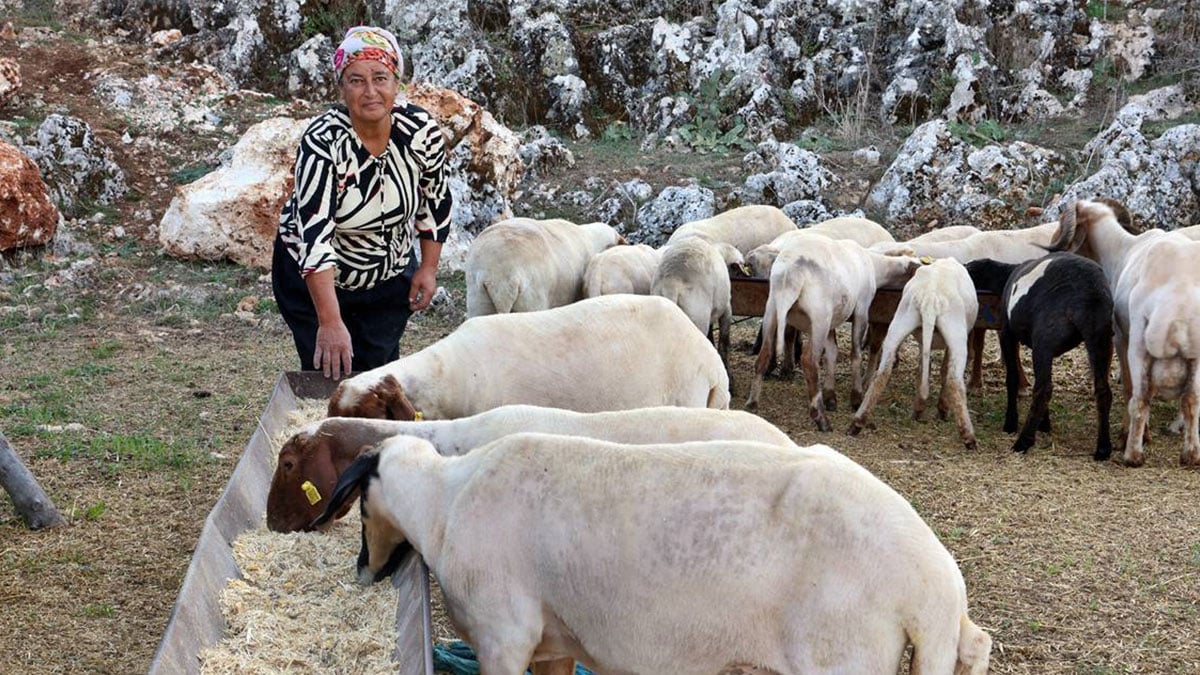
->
[314,320,353,379]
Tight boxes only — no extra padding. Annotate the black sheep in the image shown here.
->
[965,253,1114,460]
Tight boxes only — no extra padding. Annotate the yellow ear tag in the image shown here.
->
[920,256,934,265]
[301,480,322,506]
[414,411,423,421]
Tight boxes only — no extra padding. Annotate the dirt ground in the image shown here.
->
[3,20,1200,675]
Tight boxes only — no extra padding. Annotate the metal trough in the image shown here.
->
[730,277,1004,330]
[149,372,434,675]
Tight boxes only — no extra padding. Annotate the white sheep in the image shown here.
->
[871,221,1059,265]
[906,224,982,244]
[848,258,979,449]
[746,235,921,430]
[582,243,662,297]
[1049,198,1200,466]
[804,215,896,247]
[666,204,798,254]
[328,294,731,420]
[266,404,805,533]
[315,433,992,674]
[466,217,625,317]
[652,236,736,373]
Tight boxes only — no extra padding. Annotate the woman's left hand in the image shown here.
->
[409,267,437,311]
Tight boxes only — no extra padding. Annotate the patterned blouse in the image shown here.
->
[277,103,453,291]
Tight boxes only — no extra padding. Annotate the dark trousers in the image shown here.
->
[272,236,414,373]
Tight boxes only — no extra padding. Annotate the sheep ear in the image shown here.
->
[309,450,380,530]
[379,375,419,420]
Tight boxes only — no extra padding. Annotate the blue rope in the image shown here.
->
[432,640,594,675]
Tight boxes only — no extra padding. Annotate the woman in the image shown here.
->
[273,26,453,379]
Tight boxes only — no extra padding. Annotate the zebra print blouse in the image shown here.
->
[277,103,453,291]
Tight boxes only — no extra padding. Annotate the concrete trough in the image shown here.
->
[149,372,434,675]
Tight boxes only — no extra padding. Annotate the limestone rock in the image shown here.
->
[22,114,127,219]
[632,184,716,246]
[0,141,60,252]
[158,117,306,269]
[0,57,19,106]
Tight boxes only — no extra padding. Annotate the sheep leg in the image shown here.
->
[823,332,839,411]
[1013,347,1054,454]
[914,313,937,422]
[718,309,732,390]
[1001,327,1022,434]
[780,325,801,378]
[746,326,774,410]
[475,635,539,675]
[850,309,918,436]
[968,326,986,391]
[1088,327,1114,461]
[1123,347,1153,468]
[804,322,832,432]
[937,349,951,421]
[1180,363,1200,466]
[849,314,870,410]
[942,325,977,450]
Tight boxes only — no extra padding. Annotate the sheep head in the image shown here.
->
[266,418,390,532]
[310,446,414,584]
[328,374,420,420]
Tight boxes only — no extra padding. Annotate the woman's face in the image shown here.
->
[339,60,399,126]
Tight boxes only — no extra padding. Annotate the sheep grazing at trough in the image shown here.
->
[465,217,625,317]
[327,294,731,421]
[314,432,992,675]
[266,404,802,533]
[906,224,982,244]
[965,253,1115,459]
[652,236,737,374]
[1048,198,1200,466]
[667,204,798,255]
[848,258,979,449]
[746,235,921,430]
[582,243,662,297]
[804,215,896,247]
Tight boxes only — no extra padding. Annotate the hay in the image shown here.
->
[199,398,402,674]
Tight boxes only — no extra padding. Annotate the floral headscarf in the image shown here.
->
[333,26,403,82]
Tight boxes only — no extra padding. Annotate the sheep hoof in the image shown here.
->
[912,409,925,422]
[1011,438,1033,454]
[848,421,864,437]
[1180,451,1200,467]
[1093,445,1113,462]
[745,400,759,411]
[1038,416,1052,433]
[1123,450,1146,468]
[963,437,978,451]
[849,392,863,410]
[823,391,838,411]
[1002,419,1018,434]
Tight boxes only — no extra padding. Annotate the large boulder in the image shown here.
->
[22,114,127,219]
[0,141,60,252]
[1049,93,1200,230]
[0,57,19,106]
[631,184,716,246]
[158,116,305,269]
[866,119,1068,238]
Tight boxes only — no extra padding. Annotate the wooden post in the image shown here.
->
[0,430,64,529]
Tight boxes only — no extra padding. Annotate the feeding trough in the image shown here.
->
[730,277,1004,329]
[149,372,434,675]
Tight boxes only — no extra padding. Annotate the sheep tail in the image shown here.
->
[483,278,521,315]
[918,298,942,393]
[770,278,802,363]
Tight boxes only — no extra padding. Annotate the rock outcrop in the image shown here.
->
[0,141,61,252]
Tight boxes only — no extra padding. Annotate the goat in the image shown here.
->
[667,204,797,255]
[1048,198,1200,466]
[466,217,624,317]
[966,253,1115,459]
[315,432,992,674]
[848,258,978,449]
[328,294,730,421]
[652,236,735,375]
[746,235,921,430]
[266,405,802,533]
[582,243,661,297]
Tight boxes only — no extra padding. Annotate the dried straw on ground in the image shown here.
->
[200,401,402,674]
